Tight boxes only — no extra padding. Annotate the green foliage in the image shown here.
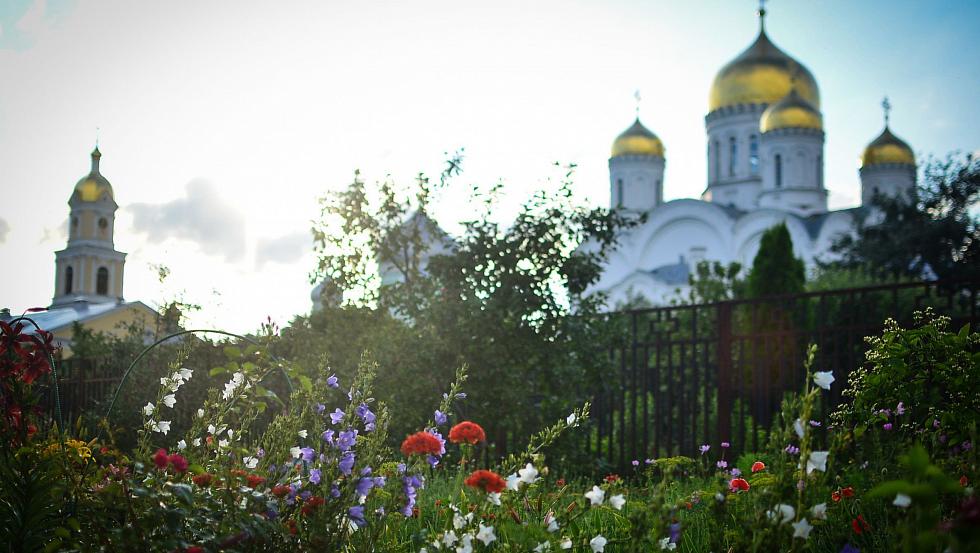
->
[830,154,980,280]
[746,222,805,298]
[679,260,744,304]
[0,447,64,551]
[833,309,980,448]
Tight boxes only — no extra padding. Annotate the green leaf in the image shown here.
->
[188,464,206,475]
[170,483,195,506]
[209,366,227,377]
[223,346,242,360]
[298,375,313,392]
[67,518,81,532]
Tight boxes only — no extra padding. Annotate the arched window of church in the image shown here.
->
[616,178,624,207]
[713,140,720,181]
[97,267,109,295]
[749,135,759,175]
[729,137,737,177]
[98,217,108,238]
[65,266,74,295]
[775,154,783,187]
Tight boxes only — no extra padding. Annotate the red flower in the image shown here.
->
[729,478,750,492]
[449,421,486,445]
[400,431,444,456]
[832,491,842,502]
[168,454,189,473]
[961,476,969,487]
[556,478,566,487]
[465,470,506,493]
[272,484,291,497]
[301,495,325,515]
[851,514,871,534]
[153,448,169,470]
[604,474,620,483]
[192,473,213,487]
[751,461,766,473]
[21,352,51,385]
[246,474,266,488]
[842,486,855,498]
[286,519,298,534]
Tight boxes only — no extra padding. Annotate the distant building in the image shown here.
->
[2,147,158,355]
[582,7,917,306]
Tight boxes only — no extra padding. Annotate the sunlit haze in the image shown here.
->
[1,0,978,333]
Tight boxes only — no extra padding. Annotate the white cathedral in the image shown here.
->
[583,7,917,306]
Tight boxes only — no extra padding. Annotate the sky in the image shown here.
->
[1,0,978,334]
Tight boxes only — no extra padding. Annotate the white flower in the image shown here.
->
[893,493,912,508]
[487,492,501,506]
[589,535,607,552]
[566,413,577,425]
[794,418,805,439]
[456,534,473,553]
[197,408,204,418]
[453,512,466,530]
[442,530,458,547]
[244,456,258,469]
[518,463,539,484]
[806,451,829,474]
[290,446,302,458]
[192,438,201,446]
[207,424,216,434]
[142,402,155,416]
[227,429,234,440]
[810,502,827,520]
[659,537,676,550]
[585,485,605,506]
[475,523,496,546]
[162,394,176,408]
[768,503,795,524]
[534,543,551,553]
[609,494,626,510]
[560,537,572,549]
[544,512,559,532]
[792,518,813,539]
[813,371,835,391]
[177,439,187,450]
[178,367,193,380]
[218,439,229,448]
[223,372,245,400]
[298,429,308,439]
[506,473,520,491]
[152,420,171,435]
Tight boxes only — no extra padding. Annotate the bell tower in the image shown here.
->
[52,147,127,307]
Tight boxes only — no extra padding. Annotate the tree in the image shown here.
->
[305,157,640,465]
[746,222,805,298]
[829,154,980,281]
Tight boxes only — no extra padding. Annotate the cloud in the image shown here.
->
[129,180,246,262]
[0,217,8,243]
[255,230,311,269]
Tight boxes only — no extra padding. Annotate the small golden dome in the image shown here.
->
[709,23,820,112]
[861,127,915,167]
[73,147,114,202]
[759,89,822,133]
[611,119,664,158]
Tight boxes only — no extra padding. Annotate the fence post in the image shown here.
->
[716,301,733,447]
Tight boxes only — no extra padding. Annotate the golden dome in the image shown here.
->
[759,89,823,133]
[611,119,664,158]
[73,147,114,202]
[861,127,915,167]
[709,21,820,112]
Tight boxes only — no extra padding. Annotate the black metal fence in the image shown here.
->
[589,280,980,471]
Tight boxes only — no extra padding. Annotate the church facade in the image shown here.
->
[585,8,918,307]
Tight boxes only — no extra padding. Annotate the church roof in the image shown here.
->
[644,257,690,286]
[4,301,157,335]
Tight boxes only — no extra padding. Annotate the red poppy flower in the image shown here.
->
[246,474,266,488]
[751,461,766,473]
[192,473,213,487]
[464,469,506,493]
[400,431,444,456]
[729,478,750,492]
[832,491,842,502]
[168,454,189,473]
[449,421,486,445]
[851,514,871,534]
[153,448,169,470]
[842,486,855,498]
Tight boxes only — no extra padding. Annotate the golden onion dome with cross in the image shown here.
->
[709,7,820,113]
[73,147,114,202]
[861,97,915,168]
[611,118,664,158]
[759,88,823,133]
